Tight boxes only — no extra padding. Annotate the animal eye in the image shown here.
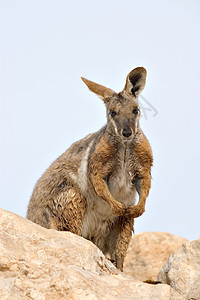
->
[132,107,139,115]
[110,110,117,117]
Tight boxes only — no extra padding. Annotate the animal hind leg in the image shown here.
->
[48,185,86,235]
[106,216,134,271]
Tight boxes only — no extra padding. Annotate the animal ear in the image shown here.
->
[81,77,115,102]
[123,67,147,97]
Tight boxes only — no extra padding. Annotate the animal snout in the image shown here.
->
[122,127,132,138]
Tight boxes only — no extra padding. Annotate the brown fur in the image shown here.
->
[27,67,153,271]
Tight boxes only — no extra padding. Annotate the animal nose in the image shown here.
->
[122,127,132,138]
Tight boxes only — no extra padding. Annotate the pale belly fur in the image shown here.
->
[80,172,136,243]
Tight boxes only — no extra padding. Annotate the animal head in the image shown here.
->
[81,67,146,140]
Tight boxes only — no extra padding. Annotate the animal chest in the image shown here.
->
[108,151,137,207]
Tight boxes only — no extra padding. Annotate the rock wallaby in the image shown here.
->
[27,67,153,271]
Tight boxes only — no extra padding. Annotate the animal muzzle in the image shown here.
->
[122,126,133,138]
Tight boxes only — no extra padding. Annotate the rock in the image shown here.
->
[124,232,188,282]
[0,208,183,300]
[158,239,200,300]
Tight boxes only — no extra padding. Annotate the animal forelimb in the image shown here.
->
[125,175,151,218]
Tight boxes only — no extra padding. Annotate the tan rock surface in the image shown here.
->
[124,232,188,282]
[0,208,183,300]
[158,239,200,300]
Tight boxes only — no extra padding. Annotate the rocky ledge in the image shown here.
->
[0,208,199,299]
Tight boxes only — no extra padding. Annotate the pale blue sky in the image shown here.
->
[1,0,200,240]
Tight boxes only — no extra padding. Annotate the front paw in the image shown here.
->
[125,204,145,218]
[111,201,125,216]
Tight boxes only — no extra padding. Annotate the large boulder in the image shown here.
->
[0,208,183,300]
[124,232,188,282]
[158,239,200,300]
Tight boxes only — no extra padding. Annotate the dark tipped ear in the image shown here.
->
[81,77,115,102]
[123,67,147,97]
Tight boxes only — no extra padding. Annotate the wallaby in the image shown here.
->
[27,67,153,271]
